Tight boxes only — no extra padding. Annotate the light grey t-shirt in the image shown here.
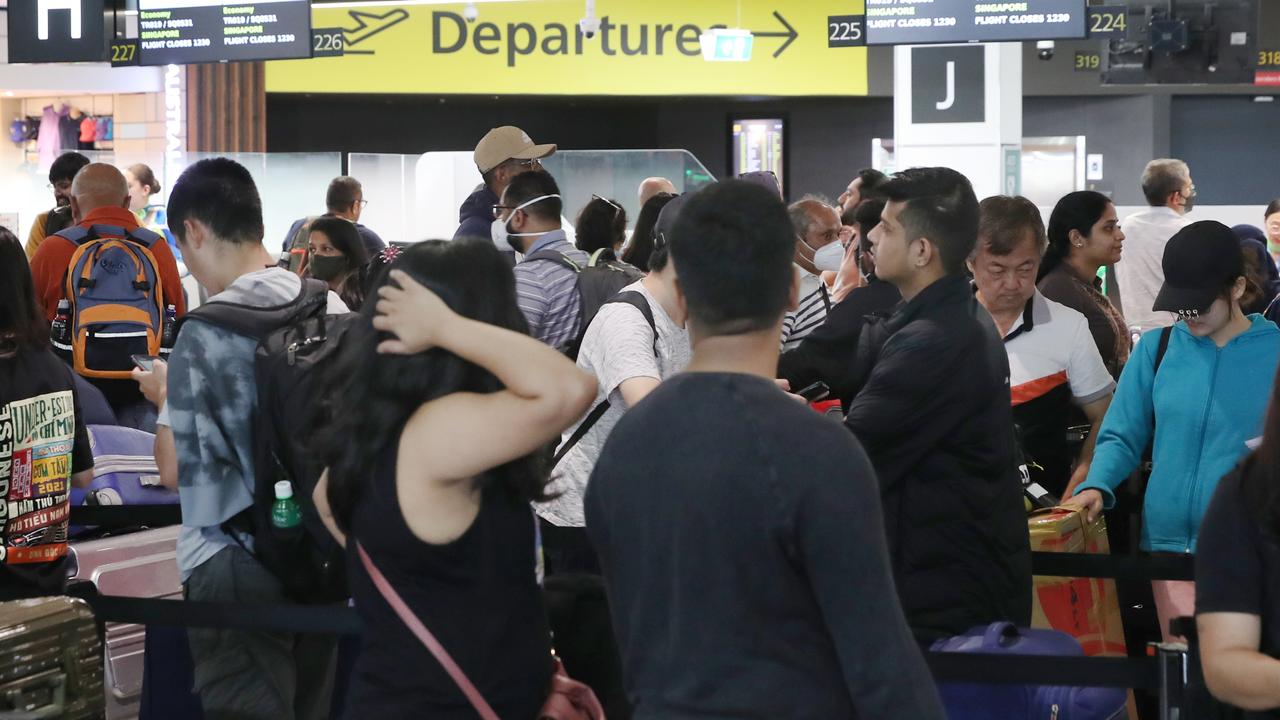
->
[538,280,690,527]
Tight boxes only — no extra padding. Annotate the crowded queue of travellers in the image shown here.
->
[1,124,1279,719]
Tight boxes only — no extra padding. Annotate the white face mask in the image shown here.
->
[492,194,561,252]
[811,240,845,273]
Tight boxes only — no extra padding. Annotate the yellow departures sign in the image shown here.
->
[266,0,867,96]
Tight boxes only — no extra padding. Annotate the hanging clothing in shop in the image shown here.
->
[10,119,27,145]
[78,115,96,150]
[59,110,83,151]
[95,117,113,142]
[37,105,66,170]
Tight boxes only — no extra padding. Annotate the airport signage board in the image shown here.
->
[266,0,869,96]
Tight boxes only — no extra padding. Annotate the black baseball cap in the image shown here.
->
[1153,221,1244,317]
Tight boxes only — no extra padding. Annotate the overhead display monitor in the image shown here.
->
[137,0,312,66]
[866,0,1087,46]
[731,118,786,193]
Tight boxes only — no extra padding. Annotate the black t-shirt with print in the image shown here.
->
[0,347,93,599]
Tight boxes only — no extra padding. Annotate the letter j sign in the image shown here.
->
[911,45,984,124]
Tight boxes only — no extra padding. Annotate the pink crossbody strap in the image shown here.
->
[357,542,501,720]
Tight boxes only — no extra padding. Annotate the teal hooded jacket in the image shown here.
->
[1075,316,1280,553]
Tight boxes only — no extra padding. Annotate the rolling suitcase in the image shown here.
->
[71,426,178,538]
[0,596,104,719]
[931,622,1128,719]
[80,425,176,506]
[67,525,182,720]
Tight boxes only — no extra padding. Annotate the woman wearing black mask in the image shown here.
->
[306,217,370,310]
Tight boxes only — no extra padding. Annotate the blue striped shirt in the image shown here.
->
[514,230,587,351]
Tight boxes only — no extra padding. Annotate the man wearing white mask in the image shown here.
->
[781,197,843,351]
[497,170,588,352]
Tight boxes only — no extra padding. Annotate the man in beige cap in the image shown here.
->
[454,125,556,242]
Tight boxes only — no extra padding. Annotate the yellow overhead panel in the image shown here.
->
[266,0,868,96]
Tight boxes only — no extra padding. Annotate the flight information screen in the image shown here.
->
[137,0,312,65]
[866,0,1086,45]
[731,119,786,192]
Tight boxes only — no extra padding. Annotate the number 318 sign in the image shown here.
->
[828,15,866,48]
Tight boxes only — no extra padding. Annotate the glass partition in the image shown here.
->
[350,149,717,244]
[182,152,343,247]
[2,151,341,247]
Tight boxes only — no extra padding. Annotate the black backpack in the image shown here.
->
[181,280,353,603]
[523,249,644,358]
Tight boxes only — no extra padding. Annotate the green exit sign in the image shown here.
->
[700,29,754,62]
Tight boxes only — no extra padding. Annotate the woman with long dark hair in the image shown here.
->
[1196,360,1280,712]
[313,239,595,719]
[0,227,95,599]
[306,217,370,310]
[1038,190,1131,379]
[621,192,676,272]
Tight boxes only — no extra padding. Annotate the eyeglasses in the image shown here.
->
[592,194,623,218]
[47,181,71,192]
[508,158,542,170]
[492,204,513,219]
[357,199,369,209]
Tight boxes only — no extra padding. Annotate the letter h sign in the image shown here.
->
[38,0,82,40]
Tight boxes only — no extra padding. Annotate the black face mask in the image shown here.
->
[308,254,348,282]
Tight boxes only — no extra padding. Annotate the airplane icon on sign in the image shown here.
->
[342,9,410,54]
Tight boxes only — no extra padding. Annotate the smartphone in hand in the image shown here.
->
[795,381,831,403]
[131,355,160,372]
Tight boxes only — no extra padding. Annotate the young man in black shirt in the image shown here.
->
[845,167,1032,643]
[585,180,943,719]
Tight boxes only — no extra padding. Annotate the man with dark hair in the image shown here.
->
[846,166,1032,643]
[281,175,385,263]
[782,197,841,351]
[539,190,691,571]
[1117,158,1195,332]
[500,170,587,351]
[24,151,90,259]
[163,157,347,720]
[837,167,887,215]
[586,179,943,719]
[456,125,556,241]
[971,195,1114,500]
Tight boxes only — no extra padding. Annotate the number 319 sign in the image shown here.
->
[828,15,866,48]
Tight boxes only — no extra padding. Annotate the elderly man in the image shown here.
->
[29,163,186,427]
[30,163,186,323]
[782,197,842,351]
[970,195,1114,499]
[638,176,677,207]
[455,125,556,241]
[1115,158,1196,332]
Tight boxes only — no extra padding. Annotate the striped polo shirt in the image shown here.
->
[781,269,832,351]
[514,230,588,352]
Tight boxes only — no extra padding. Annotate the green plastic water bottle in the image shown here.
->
[271,481,302,530]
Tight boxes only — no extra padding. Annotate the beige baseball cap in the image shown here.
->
[474,126,557,174]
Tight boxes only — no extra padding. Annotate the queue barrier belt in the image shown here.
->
[68,506,1198,581]
[64,504,1189,691]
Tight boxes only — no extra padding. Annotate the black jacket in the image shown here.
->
[455,185,498,241]
[844,274,1032,642]
[777,278,901,410]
